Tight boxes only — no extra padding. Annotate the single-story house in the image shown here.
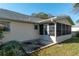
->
[0,9,72,44]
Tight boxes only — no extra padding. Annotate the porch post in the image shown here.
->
[47,24,49,35]
[55,23,57,42]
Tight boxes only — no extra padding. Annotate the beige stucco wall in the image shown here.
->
[2,21,39,43]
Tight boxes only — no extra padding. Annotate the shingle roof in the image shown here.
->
[39,16,72,25]
[0,9,43,23]
[0,9,73,25]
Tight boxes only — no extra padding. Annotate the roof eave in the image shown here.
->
[0,18,39,24]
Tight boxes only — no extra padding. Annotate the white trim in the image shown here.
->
[47,25,49,35]
[55,23,57,39]
[38,17,57,23]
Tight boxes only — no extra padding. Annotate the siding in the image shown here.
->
[2,21,39,43]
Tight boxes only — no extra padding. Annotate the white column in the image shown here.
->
[54,23,57,43]
[47,24,49,35]
[55,23,57,37]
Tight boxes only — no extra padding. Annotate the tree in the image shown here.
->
[73,3,79,23]
[65,16,74,25]
[32,12,54,19]
[58,15,74,25]
[32,12,74,25]
[76,19,79,23]
[73,3,79,14]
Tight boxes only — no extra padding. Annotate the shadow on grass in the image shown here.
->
[31,36,79,56]
[61,36,79,43]
[31,49,43,56]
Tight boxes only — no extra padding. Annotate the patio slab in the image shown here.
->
[21,39,53,53]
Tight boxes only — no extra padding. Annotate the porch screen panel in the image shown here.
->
[56,23,61,36]
[67,25,71,34]
[66,25,68,34]
[49,23,55,36]
[44,25,47,35]
[56,23,71,36]
[69,26,71,34]
[62,24,66,35]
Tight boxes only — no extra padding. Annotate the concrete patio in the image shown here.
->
[21,39,53,53]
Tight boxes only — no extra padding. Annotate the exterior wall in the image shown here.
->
[50,29,72,43]
[40,23,72,44]
[2,21,39,43]
[2,20,72,44]
[39,24,71,44]
[56,34,72,43]
[55,22,72,43]
[72,32,77,36]
[39,34,72,44]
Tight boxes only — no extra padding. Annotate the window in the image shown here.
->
[49,23,55,36]
[39,24,43,35]
[34,24,38,30]
[0,22,10,32]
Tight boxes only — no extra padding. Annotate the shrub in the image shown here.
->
[0,29,3,38]
[0,41,27,56]
[76,32,79,37]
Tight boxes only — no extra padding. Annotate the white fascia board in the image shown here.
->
[38,17,57,23]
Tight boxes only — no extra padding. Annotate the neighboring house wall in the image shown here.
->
[72,27,79,32]
[2,21,39,43]
[72,27,79,36]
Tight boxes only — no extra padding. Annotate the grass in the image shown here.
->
[32,36,79,56]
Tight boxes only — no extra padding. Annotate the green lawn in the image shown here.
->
[32,37,79,56]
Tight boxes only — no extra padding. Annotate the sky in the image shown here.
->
[0,3,78,23]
